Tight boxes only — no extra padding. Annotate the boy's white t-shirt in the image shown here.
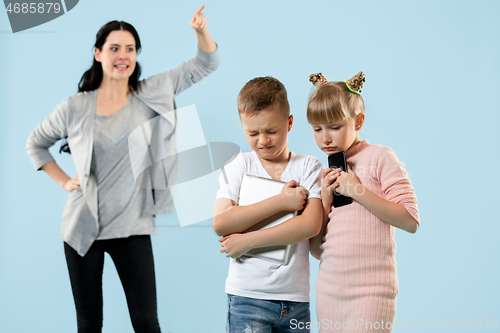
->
[216,151,322,302]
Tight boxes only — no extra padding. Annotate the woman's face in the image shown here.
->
[94,30,137,82]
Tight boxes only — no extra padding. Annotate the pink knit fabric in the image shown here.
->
[316,140,419,333]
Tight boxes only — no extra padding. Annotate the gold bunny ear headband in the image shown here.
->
[309,71,365,94]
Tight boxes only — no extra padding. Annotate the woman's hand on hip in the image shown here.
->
[190,5,208,32]
[63,175,82,192]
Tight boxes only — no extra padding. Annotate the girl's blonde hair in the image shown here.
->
[307,72,365,123]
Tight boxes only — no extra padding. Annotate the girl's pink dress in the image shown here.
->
[316,140,420,333]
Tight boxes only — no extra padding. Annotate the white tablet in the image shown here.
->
[237,174,297,265]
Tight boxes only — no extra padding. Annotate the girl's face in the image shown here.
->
[94,30,137,82]
[311,114,364,155]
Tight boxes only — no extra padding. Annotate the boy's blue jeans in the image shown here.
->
[226,294,310,333]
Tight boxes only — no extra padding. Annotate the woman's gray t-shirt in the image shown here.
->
[91,94,157,240]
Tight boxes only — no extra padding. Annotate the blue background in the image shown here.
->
[1,0,499,332]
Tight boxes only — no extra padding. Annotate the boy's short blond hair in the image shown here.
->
[237,77,290,118]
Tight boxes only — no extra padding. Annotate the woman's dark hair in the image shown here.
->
[60,21,142,154]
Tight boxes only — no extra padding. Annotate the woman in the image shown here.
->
[26,6,219,332]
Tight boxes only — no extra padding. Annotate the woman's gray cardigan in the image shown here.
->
[26,48,220,256]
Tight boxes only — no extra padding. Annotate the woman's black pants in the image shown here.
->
[64,235,161,333]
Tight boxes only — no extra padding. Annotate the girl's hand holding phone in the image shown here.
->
[321,168,341,211]
[333,166,363,198]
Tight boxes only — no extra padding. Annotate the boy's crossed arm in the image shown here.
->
[213,180,323,258]
[212,180,306,236]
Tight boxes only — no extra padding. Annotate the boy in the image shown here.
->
[213,77,323,332]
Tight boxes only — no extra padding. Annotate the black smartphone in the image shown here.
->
[327,151,352,208]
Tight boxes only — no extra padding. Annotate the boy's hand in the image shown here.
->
[321,168,341,212]
[333,166,363,198]
[278,180,309,212]
[189,5,208,32]
[219,234,252,258]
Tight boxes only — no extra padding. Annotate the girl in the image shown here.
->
[307,72,420,332]
[26,6,219,332]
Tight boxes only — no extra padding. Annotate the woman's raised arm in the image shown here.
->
[190,5,217,53]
